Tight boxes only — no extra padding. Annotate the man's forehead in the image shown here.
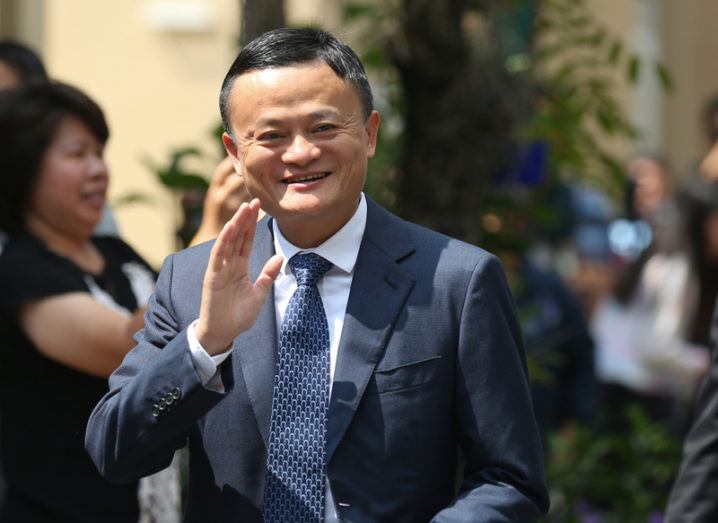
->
[227,63,361,121]
[235,60,338,83]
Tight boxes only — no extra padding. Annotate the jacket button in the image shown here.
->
[172,387,181,400]
[152,408,160,418]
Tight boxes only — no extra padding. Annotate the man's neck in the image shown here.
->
[275,198,361,249]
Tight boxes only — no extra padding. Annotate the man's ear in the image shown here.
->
[222,132,241,171]
[365,110,381,159]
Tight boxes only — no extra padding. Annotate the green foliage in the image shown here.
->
[142,147,210,192]
[139,132,224,248]
[544,405,682,522]
[342,2,404,209]
[529,0,671,194]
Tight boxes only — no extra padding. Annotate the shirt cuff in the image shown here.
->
[187,319,233,392]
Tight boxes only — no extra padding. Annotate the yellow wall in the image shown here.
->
[42,0,241,268]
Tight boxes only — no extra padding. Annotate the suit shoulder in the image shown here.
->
[408,220,490,255]
[367,198,493,264]
[158,240,213,280]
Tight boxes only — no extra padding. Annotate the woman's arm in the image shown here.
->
[20,293,145,378]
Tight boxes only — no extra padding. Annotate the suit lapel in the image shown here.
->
[325,199,416,463]
[233,217,277,448]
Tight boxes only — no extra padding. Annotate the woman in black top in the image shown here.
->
[0,82,156,521]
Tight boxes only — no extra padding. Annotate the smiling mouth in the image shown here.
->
[80,190,106,206]
[283,173,330,184]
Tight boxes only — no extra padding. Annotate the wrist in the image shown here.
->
[195,321,232,356]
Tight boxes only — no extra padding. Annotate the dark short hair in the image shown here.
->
[0,39,48,84]
[219,27,373,138]
[0,81,109,234]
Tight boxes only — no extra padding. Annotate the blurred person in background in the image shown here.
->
[0,38,120,245]
[0,37,49,508]
[188,155,261,247]
[697,94,718,183]
[664,187,718,522]
[591,154,708,434]
[655,93,718,523]
[680,182,718,352]
[665,299,718,523]
[0,82,177,521]
[0,39,47,88]
[681,94,718,352]
[0,40,49,252]
[500,248,597,443]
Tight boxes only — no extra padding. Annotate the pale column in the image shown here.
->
[631,0,664,153]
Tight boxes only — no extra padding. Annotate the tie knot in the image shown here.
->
[288,252,333,287]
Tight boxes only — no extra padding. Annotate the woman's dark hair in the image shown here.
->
[219,27,373,138]
[0,81,109,234]
[0,40,48,84]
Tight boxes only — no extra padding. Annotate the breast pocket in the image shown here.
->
[365,355,443,395]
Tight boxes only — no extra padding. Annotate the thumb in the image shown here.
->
[254,254,283,294]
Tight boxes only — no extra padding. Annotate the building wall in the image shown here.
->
[42,0,242,267]
[3,0,718,263]
[664,0,718,177]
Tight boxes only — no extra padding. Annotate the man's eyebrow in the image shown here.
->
[308,109,341,120]
[253,117,286,128]
[254,110,341,128]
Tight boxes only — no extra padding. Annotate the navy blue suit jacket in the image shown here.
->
[86,198,549,522]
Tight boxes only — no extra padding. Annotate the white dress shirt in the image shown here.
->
[187,193,367,522]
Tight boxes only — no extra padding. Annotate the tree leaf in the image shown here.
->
[656,62,673,92]
[608,39,623,64]
[158,173,210,191]
[343,2,381,22]
[111,192,156,208]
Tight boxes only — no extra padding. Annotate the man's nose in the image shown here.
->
[281,134,321,165]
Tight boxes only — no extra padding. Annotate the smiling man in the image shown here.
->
[86,28,549,522]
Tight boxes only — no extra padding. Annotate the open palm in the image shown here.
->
[195,199,282,355]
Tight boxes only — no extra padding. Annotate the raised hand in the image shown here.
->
[195,198,282,355]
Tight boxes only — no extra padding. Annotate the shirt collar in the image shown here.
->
[272,193,367,276]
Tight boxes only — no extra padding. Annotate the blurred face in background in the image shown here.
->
[628,157,670,219]
[25,116,108,240]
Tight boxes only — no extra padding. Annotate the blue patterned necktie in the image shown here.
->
[263,252,333,523]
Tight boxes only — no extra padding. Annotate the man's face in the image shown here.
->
[223,61,380,247]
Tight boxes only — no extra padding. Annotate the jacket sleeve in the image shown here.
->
[433,254,550,522]
[85,253,234,483]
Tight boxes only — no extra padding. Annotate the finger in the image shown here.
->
[216,202,250,263]
[212,156,236,184]
[238,199,262,257]
[223,172,245,194]
[208,219,233,272]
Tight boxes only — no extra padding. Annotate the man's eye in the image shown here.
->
[260,132,283,141]
[313,124,335,133]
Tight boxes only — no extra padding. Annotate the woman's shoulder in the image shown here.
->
[92,235,142,260]
[0,232,57,274]
[92,235,156,272]
[0,232,88,309]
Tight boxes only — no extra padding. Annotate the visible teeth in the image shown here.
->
[288,173,327,183]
